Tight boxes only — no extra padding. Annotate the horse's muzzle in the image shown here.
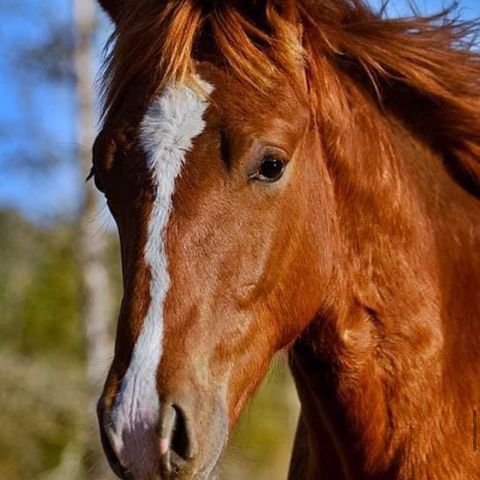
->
[97,393,227,480]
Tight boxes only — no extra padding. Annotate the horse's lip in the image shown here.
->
[99,412,133,480]
[160,450,187,478]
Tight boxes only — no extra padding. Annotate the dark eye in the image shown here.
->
[253,156,286,183]
[94,173,106,193]
[86,166,106,193]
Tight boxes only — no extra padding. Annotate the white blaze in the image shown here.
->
[108,78,213,478]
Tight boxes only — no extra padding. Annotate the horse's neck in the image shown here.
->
[290,117,480,479]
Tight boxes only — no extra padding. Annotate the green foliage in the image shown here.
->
[0,211,82,357]
[0,350,87,480]
[18,230,82,357]
[0,211,94,479]
[0,210,44,347]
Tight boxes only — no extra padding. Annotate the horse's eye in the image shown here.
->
[253,156,286,183]
[87,166,106,193]
[94,174,106,193]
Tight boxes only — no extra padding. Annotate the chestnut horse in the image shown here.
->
[93,1,480,479]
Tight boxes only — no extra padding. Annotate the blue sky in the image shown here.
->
[0,0,478,223]
[0,0,110,223]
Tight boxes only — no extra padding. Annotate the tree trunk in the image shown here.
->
[73,0,113,478]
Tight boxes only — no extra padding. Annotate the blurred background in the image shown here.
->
[0,1,478,479]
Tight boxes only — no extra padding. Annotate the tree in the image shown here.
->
[74,0,114,477]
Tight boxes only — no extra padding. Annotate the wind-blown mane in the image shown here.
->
[102,0,480,195]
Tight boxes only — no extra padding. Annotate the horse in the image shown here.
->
[92,1,480,479]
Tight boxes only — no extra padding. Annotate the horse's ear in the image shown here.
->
[97,0,125,22]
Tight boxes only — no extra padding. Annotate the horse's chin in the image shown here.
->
[187,434,226,480]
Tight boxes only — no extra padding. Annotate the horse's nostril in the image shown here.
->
[159,403,195,477]
[171,405,191,461]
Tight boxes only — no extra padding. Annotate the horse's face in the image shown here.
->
[96,65,334,479]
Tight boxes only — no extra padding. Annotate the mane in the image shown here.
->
[102,0,480,195]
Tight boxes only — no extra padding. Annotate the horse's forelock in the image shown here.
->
[101,0,480,196]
